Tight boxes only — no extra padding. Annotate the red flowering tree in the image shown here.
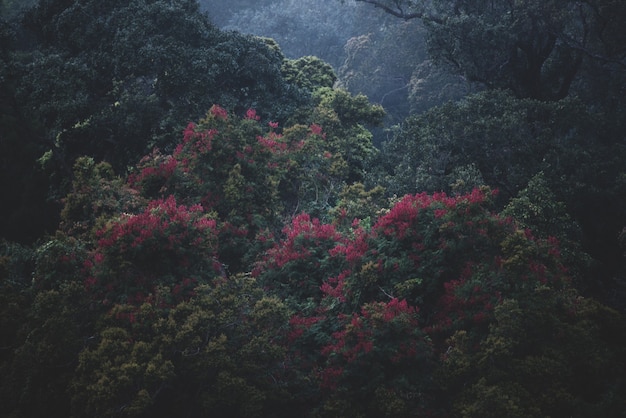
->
[255,187,575,415]
[341,187,571,342]
[88,195,220,307]
[315,298,434,416]
[127,105,355,271]
[254,213,346,305]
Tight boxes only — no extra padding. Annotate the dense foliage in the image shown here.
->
[1,0,310,241]
[2,0,626,417]
[348,0,626,98]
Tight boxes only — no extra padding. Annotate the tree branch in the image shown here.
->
[356,0,443,23]
[378,285,395,299]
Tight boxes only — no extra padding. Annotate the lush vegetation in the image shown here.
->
[1,0,625,417]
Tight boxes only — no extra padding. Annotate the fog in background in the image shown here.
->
[199,0,470,125]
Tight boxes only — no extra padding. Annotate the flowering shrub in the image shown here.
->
[319,298,427,383]
[127,106,351,272]
[259,186,569,319]
[253,186,574,415]
[313,298,433,415]
[245,108,261,121]
[209,104,229,120]
[254,213,346,303]
[87,195,220,305]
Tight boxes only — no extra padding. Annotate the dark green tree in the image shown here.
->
[282,56,337,93]
[0,234,93,417]
[501,173,591,287]
[71,275,291,417]
[17,0,303,168]
[380,90,597,199]
[440,291,626,417]
[350,0,626,101]
[2,0,310,242]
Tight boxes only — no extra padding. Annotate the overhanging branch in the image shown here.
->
[356,0,429,20]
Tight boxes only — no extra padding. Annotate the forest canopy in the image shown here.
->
[1,0,626,417]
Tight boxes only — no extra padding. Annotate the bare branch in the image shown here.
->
[378,285,395,299]
[356,0,443,23]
